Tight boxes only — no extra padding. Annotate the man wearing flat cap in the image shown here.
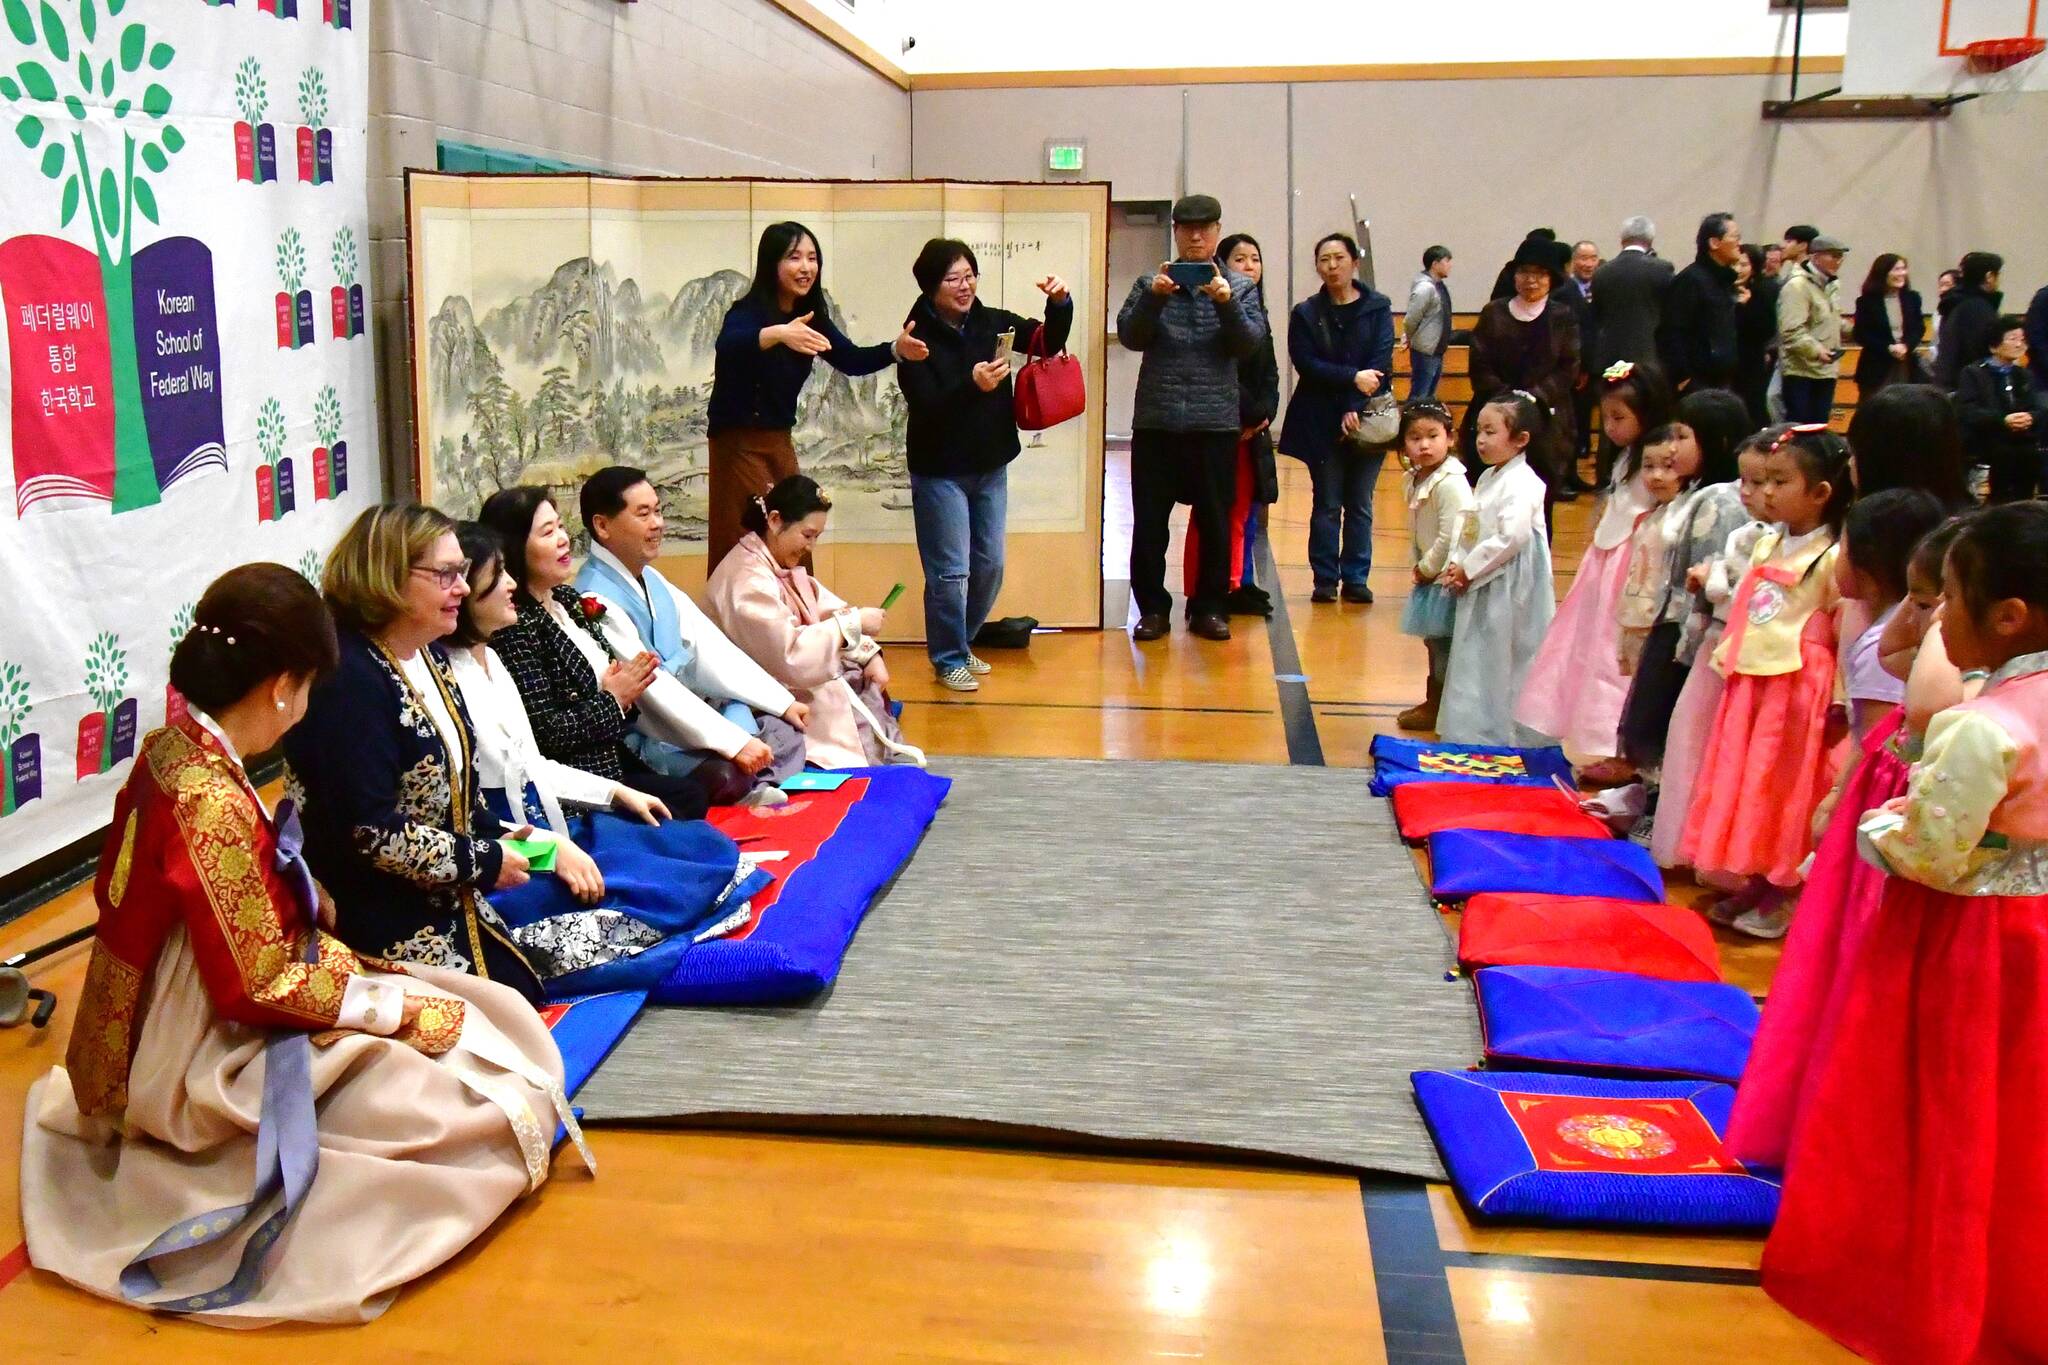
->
[1778,231,1850,424]
[1116,193,1270,643]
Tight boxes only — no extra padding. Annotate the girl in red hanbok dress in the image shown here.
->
[1763,501,2048,1365]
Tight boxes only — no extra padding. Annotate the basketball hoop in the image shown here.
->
[1962,35,2046,71]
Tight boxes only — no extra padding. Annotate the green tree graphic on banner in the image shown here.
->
[257,394,285,486]
[2,0,184,512]
[297,547,322,584]
[314,383,342,447]
[331,225,354,288]
[296,65,324,127]
[83,629,126,772]
[0,659,28,813]
[234,53,263,129]
[168,598,191,663]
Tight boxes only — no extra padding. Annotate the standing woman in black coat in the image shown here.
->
[1852,253,1928,398]
[1734,244,1780,428]
[1183,232,1281,617]
[1461,236,1581,516]
[896,238,1072,691]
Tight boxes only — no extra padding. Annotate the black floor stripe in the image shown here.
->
[912,697,1272,716]
[1361,1179,1468,1363]
[1256,532,1324,767]
[1439,1251,1762,1286]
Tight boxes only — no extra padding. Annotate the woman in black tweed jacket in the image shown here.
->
[478,486,709,819]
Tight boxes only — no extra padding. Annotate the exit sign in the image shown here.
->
[1044,140,1085,175]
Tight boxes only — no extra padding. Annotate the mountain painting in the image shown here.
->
[410,190,1101,557]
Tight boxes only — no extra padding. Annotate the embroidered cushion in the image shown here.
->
[1457,893,1723,983]
[1369,736,1574,797]
[1427,830,1665,903]
[1392,782,1611,841]
[1411,1069,1781,1228]
[650,766,951,1005]
[541,990,648,1098]
[1474,966,1760,1083]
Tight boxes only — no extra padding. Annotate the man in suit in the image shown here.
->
[1588,215,1672,484]
[1558,240,1600,489]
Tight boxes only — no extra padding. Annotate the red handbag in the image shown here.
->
[1012,324,1085,431]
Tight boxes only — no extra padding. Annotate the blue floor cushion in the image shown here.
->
[541,990,648,1098]
[1427,829,1665,903]
[1474,966,1761,1083]
[1412,1069,1781,1229]
[1369,736,1574,797]
[649,766,951,1006]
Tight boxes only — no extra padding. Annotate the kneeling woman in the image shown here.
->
[445,522,768,987]
[706,476,924,768]
[22,564,585,1326]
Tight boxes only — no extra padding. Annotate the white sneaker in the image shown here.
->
[739,784,790,808]
[1732,904,1793,940]
[965,653,993,675]
[936,665,979,692]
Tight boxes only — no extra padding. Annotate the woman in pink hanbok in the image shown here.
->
[706,476,924,770]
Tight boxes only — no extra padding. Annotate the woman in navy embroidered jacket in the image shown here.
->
[283,503,545,1004]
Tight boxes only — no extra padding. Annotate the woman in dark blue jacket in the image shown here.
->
[1278,232,1396,603]
[705,221,927,571]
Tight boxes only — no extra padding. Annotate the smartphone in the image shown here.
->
[993,328,1016,360]
[880,581,906,610]
[1166,260,1216,291]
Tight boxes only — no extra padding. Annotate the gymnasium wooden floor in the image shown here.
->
[0,459,1854,1362]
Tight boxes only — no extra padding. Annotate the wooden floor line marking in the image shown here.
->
[1257,531,1325,767]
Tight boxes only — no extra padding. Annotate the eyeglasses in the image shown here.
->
[411,561,470,590]
[940,270,977,287]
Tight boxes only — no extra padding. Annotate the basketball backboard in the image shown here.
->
[1843,0,2048,97]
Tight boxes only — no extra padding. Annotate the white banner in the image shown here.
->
[0,0,379,878]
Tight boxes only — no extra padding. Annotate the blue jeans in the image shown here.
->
[1409,350,1444,400]
[1308,450,1387,589]
[1781,375,1837,425]
[911,468,1007,670]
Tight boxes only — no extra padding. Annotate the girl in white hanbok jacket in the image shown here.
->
[1436,392,1556,746]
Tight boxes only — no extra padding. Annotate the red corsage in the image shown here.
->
[577,594,607,624]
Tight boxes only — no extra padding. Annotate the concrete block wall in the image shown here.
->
[367,0,912,485]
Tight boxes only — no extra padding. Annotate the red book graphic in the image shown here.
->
[297,126,315,183]
[0,237,116,512]
[235,122,256,182]
[312,445,330,500]
[330,285,348,339]
[75,711,105,779]
[255,463,275,521]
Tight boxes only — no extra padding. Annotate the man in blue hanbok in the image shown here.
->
[575,466,808,803]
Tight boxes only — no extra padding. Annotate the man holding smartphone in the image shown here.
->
[1116,193,1269,643]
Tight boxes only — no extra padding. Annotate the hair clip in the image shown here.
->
[1404,398,1453,418]
[1601,360,1635,383]
[1508,389,1540,404]
[751,494,769,513]
[1768,422,1831,454]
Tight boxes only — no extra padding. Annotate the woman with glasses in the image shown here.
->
[896,239,1072,690]
[283,503,548,1000]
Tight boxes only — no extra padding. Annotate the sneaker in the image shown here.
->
[1310,584,1338,604]
[965,653,993,675]
[1732,904,1793,940]
[739,784,790,808]
[1626,813,1655,848]
[1340,583,1375,604]
[936,665,979,692]
[1703,882,1766,925]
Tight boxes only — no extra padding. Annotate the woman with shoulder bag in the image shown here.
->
[1279,232,1398,604]
[896,238,1072,692]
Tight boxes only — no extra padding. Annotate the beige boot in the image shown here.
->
[1397,674,1443,732]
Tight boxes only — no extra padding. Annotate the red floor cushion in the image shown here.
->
[1392,782,1610,841]
[1456,893,1723,983]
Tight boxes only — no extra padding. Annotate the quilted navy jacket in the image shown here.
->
[1116,264,1268,433]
